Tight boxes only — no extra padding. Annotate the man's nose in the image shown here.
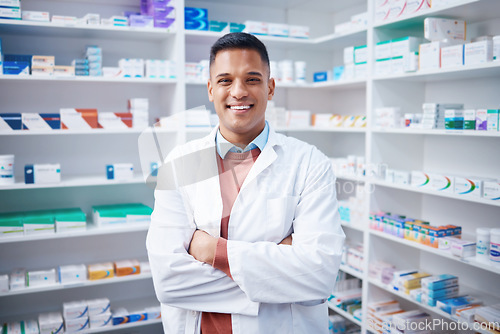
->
[230,79,248,99]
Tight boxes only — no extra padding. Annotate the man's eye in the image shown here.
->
[248,78,261,83]
[218,79,230,84]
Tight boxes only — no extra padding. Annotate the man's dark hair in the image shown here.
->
[209,32,270,75]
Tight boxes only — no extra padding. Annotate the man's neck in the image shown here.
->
[220,125,265,149]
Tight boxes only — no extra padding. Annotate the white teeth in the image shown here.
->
[229,105,251,110]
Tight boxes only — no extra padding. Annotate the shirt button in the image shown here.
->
[191,311,197,317]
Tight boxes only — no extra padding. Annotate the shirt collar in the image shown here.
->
[216,121,269,159]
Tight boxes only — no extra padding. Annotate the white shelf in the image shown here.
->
[340,264,364,280]
[369,229,500,275]
[0,75,177,85]
[84,318,162,333]
[314,28,367,50]
[370,179,500,208]
[373,61,500,82]
[0,273,153,297]
[185,29,312,48]
[311,79,366,90]
[0,129,145,136]
[0,223,149,244]
[0,19,175,40]
[341,222,366,233]
[368,278,496,330]
[373,0,498,29]
[372,128,500,138]
[0,175,147,190]
[337,175,366,182]
[327,301,362,327]
[275,127,366,133]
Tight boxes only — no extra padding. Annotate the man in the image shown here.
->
[147,32,345,333]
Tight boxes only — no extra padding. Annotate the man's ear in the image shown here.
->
[207,79,214,102]
[268,77,275,100]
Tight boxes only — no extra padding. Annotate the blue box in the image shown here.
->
[0,113,22,130]
[209,20,228,32]
[184,7,207,20]
[3,61,29,75]
[313,71,331,82]
[333,66,344,81]
[185,19,208,31]
[22,113,61,130]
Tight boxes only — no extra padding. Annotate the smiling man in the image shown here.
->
[147,32,345,334]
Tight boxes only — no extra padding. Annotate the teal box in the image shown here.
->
[229,22,245,33]
[209,20,228,32]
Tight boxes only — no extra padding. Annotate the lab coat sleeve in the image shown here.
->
[146,153,259,315]
[226,152,346,304]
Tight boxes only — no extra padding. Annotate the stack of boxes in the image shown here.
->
[420,274,460,307]
[86,45,102,77]
[63,300,90,332]
[375,36,421,77]
[422,103,463,129]
[128,98,149,130]
[141,0,175,29]
[0,0,21,20]
[184,7,208,31]
[88,298,113,329]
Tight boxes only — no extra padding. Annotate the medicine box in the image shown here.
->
[289,25,309,39]
[419,41,442,70]
[454,176,482,197]
[22,11,50,22]
[441,44,464,68]
[24,164,61,184]
[483,181,500,200]
[444,109,464,129]
[0,6,21,19]
[114,259,141,276]
[98,112,132,129]
[410,171,429,187]
[487,109,499,131]
[465,40,493,66]
[354,45,367,63]
[209,20,229,33]
[88,298,111,316]
[424,18,466,42]
[463,109,475,129]
[63,300,89,320]
[421,274,458,290]
[9,268,25,290]
[106,163,134,181]
[88,262,114,280]
[38,312,64,334]
[65,317,90,332]
[375,40,391,60]
[22,113,60,130]
[313,71,331,82]
[26,268,57,287]
[244,20,268,35]
[0,274,8,292]
[268,23,289,37]
[475,109,488,130]
[55,208,86,233]
[89,312,113,329]
[60,108,98,129]
[0,215,24,238]
[53,65,75,77]
[229,22,245,33]
[3,61,30,75]
[58,264,87,284]
[428,173,454,193]
[391,37,421,58]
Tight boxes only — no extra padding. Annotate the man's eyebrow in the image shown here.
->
[215,73,230,78]
[248,71,263,77]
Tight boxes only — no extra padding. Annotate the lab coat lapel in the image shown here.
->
[240,127,281,192]
[194,127,222,237]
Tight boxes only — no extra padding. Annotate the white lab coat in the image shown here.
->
[146,125,345,334]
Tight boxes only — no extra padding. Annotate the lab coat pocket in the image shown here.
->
[290,301,328,334]
[266,196,298,242]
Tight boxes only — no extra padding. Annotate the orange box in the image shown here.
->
[114,259,141,276]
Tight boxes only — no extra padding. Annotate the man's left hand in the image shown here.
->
[188,229,218,264]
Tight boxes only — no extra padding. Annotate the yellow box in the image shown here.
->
[114,259,141,276]
[88,262,114,280]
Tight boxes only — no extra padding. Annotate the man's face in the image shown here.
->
[208,48,275,145]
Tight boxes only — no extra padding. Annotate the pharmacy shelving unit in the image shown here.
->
[1,0,500,332]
